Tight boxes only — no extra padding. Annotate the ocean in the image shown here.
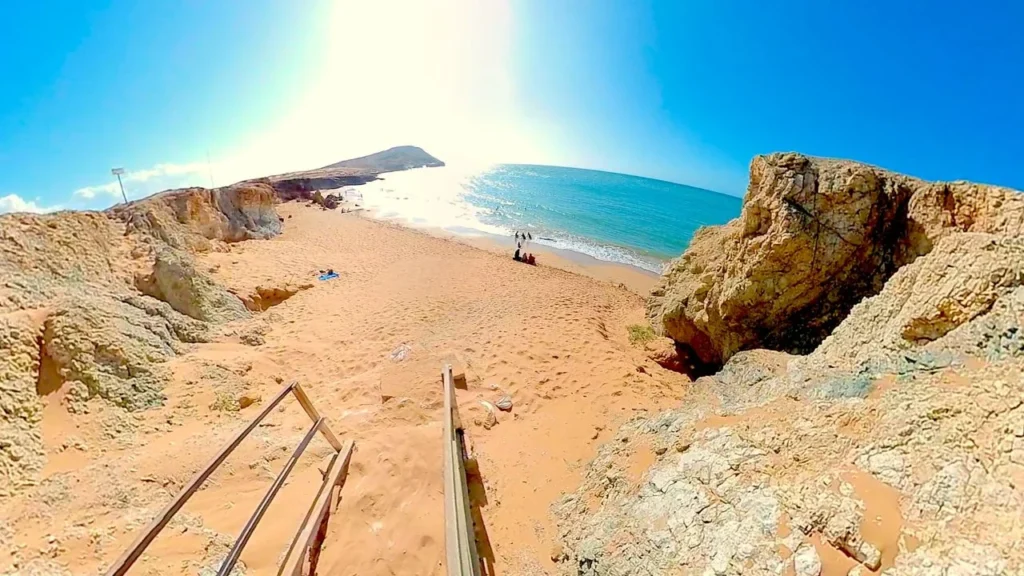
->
[351,164,742,273]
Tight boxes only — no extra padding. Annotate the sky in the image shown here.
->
[1,0,1022,213]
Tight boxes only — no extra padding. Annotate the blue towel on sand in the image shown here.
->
[318,272,339,281]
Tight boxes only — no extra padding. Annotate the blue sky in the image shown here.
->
[1,0,1022,213]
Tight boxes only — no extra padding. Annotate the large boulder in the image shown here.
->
[812,233,1024,368]
[648,153,1024,365]
[136,249,251,323]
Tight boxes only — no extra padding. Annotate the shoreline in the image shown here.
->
[353,207,661,294]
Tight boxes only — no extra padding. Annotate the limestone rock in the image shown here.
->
[495,395,513,412]
[648,153,1024,365]
[110,183,281,252]
[0,211,132,311]
[309,191,341,210]
[814,233,1024,368]
[793,543,821,576]
[0,182,278,496]
[138,249,250,323]
[237,393,261,410]
[0,313,45,496]
[233,283,313,312]
[41,294,208,413]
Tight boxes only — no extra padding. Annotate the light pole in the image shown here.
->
[111,167,128,204]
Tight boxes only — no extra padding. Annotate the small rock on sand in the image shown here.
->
[495,395,513,412]
[238,394,261,410]
[477,401,498,429]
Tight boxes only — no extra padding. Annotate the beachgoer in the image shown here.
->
[514,246,521,261]
[527,232,532,241]
[514,231,519,241]
[527,253,536,265]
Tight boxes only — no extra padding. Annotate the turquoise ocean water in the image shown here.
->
[355,164,742,273]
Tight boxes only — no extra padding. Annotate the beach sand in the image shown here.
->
[2,201,688,575]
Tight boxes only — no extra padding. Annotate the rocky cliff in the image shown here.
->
[648,153,1024,366]
[556,155,1024,575]
[0,183,280,495]
[263,145,445,201]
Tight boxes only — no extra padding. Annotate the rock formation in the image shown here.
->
[136,249,251,323]
[110,182,281,252]
[265,145,444,201]
[648,152,1024,366]
[559,154,1024,574]
[0,182,282,495]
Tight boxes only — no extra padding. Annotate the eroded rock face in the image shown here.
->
[0,182,279,495]
[571,152,1024,574]
[41,294,209,413]
[648,153,1024,365]
[0,313,45,496]
[813,233,1024,368]
[556,353,1024,575]
[137,250,250,323]
[110,182,281,253]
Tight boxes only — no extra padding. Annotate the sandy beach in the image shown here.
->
[2,201,688,575]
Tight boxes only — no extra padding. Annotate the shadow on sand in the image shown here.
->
[465,456,496,575]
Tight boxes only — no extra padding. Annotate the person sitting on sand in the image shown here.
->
[527,253,536,265]
[514,245,521,261]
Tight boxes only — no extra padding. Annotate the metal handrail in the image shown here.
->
[105,382,351,576]
[442,364,482,576]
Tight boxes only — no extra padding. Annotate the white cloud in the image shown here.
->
[72,182,120,200]
[72,162,210,204]
[0,194,61,214]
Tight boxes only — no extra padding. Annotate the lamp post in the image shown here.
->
[111,167,128,204]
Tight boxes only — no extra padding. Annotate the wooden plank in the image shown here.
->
[105,382,297,576]
[217,418,325,576]
[278,440,355,576]
[442,364,482,576]
[292,383,343,451]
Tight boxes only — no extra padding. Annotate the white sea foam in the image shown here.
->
[353,165,664,273]
[356,165,508,236]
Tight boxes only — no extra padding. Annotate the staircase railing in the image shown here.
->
[105,381,354,576]
[442,364,482,576]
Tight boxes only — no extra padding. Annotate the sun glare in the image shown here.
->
[211,0,547,183]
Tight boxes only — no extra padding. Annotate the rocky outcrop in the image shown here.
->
[0,312,45,496]
[320,145,444,172]
[232,283,313,312]
[136,250,251,323]
[649,153,1024,366]
[812,233,1024,368]
[0,182,281,496]
[110,182,281,252]
[556,331,1024,574]
[564,154,1024,574]
[41,294,209,413]
[265,145,444,200]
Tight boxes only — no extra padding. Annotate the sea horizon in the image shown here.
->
[350,163,743,273]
